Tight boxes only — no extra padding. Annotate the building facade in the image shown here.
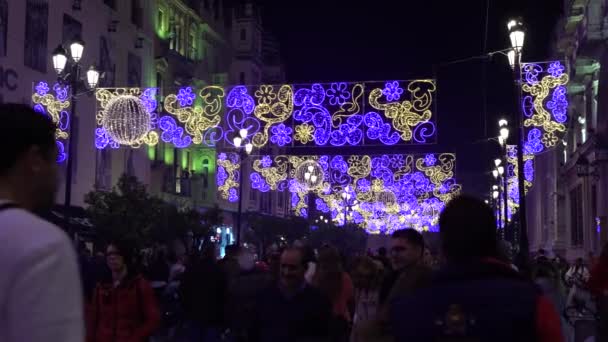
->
[2,0,287,231]
[527,0,608,259]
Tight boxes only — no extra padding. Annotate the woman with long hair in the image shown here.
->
[312,245,354,342]
[350,256,384,342]
[87,240,160,342]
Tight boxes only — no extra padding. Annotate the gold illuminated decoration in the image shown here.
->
[95,88,158,147]
[246,153,460,233]
[294,124,315,144]
[369,80,436,141]
[32,85,70,141]
[252,85,294,147]
[164,86,224,144]
[217,154,240,201]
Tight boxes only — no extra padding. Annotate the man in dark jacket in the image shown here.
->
[390,195,563,342]
[250,247,332,342]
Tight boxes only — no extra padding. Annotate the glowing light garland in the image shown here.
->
[521,61,569,153]
[32,81,71,163]
[506,145,534,220]
[244,153,460,234]
[89,80,436,149]
[216,152,240,202]
[95,88,159,148]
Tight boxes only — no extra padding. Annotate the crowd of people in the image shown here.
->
[1,104,608,342]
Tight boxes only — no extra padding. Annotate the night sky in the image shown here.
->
[259,0,563,196]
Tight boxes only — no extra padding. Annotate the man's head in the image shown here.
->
[0,104,58,211]
[279,247,307,290]
[439,195,498,262]
[389,229,425,270]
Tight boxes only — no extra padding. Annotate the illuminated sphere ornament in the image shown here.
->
[295,159,324,191]
[102,95,151,145]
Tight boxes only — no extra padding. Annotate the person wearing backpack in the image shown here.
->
[87,240,160,342]
[390,195,563,342]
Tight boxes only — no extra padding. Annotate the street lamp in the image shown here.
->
[51,37,99,236]
[499,119,510,141]
[233,128,254,246]
[507,17,529,257]
[494,158,502,167]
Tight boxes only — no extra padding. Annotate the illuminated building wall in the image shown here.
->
[526,0,608,259]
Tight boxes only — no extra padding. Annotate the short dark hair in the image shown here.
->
[0,104,57,175]
[392,229,425,251]
[282,247,307,267]
[439,195,498,261]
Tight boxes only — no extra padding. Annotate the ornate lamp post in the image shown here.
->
[51,38,99,232]
[233,128,253,245]
[340,186,358,227]
[507,17,529,255]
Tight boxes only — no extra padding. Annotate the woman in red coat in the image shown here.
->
[87,240,160,342]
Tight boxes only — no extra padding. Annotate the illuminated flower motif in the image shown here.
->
[326,82,350,106]
[218,153,227,161]
[255,85,276,105]
[382,81,404,101]
[261,155,273,168]
[294,124,315,144]
[542,132,559,147]
[228,188,238,202]
[424,154,436,166]
[177,87,196,107]
[270,123,292,146]
[53,83,69,102]
[35,82,50,96]
[546,86,568,123]
[390,154,406,169]
[547,62,565,77]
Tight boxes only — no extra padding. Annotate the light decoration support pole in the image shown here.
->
[64,63,79,220]
[508,18,529,257]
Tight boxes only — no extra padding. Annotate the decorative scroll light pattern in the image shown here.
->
[246,153,460,234]
[92,80,436,149]
[506,145,535,220]
[216,152,240,202]
[32,81,71,163]
[95,88,159,148]
[521,61,569,154]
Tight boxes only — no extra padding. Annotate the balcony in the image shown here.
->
[160,175,214,209]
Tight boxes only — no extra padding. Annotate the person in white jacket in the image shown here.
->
[0,104,83,342]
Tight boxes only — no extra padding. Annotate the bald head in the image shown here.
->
[280,248,307,290]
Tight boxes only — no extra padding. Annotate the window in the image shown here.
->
[131,0,142,28]
[127,52,142,87]
[156,72,163,97]
[24,0,48,72]
[157,9,164,31]
[0,0,7,57]
[239,72,245,85]
[278,191,284,208]
[240,28,246,41]
[570,185,584,247]
[202,159,209,188]
[214,0,220,19]
[189,27,197,60]
[104,0,116,9]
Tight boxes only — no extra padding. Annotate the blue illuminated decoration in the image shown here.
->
[245,153,460,233]
[506,145,535,219]
[87,79,436,149]
[270,123,292,146]
[521,61,569,152]
[32,81,71,163]
[94,127,119,149]
[176,87,196,107]
[382,81,404,101]
[159,116,192,148]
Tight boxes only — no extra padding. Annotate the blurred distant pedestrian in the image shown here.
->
[350,256,383,342]
[0,104,84,342]
[313,245,354,342]
[87,240,160,342]
[391,195,563,342]
[251,247,332,342]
